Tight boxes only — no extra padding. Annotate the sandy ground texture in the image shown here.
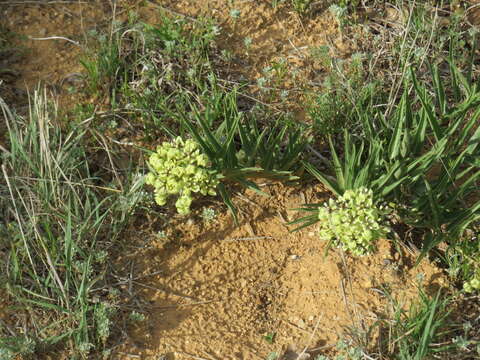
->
[1,2,112,104]
[113,183,447,360]
[1,0,354,105]
[0,1,450,359]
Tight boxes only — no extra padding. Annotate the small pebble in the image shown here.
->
[297,318,306,329]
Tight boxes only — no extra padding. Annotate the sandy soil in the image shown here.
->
[113,183,446,360]
[0,1,449,359]
[1,0,355,106]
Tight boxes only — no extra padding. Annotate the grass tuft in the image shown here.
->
[0,90,142,357]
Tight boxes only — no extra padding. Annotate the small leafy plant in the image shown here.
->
[454,232,480,293]
[388,290,452,359]
[317,188,390,255]
[300,61,480,260]
[179,86,307,220]
[291,0,312,15]
[145,86,307,219]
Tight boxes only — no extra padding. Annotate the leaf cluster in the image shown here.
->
[302,60,480,259]
[180,86,308,220]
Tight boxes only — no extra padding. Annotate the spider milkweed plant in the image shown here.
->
[145,81,308,221]
[294,60,480,260]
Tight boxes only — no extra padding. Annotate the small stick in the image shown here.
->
[306,145,331,166]
[281,319,316,335]
[0,319,16,336]
[297,317,322,360]
[235,192,262,208]
[128,261,135,296]
[0,144,11,156]
[389,327,416,346]
[245,221,255,237]
[146,1,199,22]
[217,82,276,109]
[115,352,140,359]
[1,1,87,4]
[223,236,272,242]
[28,36,81,46]
[94,270,164,291]
[340,251,360,323]
[177,353,210,360]
[309,343,336,351]
[276,210,288,224]
[288,38,307,58]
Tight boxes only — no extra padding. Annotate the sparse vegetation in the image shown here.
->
[0,91,143,357]
[1,1,480,359]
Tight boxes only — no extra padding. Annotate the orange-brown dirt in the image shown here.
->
[112,183,447,359]
[1,1,450,359]
[150,0,345,82]
[1,0,356,109]
[1,2,109,107]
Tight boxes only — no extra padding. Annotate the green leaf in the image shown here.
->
[389,92,407,160]
[430,62,447,116]
[303,161,341,196]
[329,135,345,192]
[289,213,319,232]
[411,68,442,141]
[218,183,238,224]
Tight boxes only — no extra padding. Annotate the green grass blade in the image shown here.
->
[218,183,238,224]
[303,160,341,196]
[411,68,442,141]
[389,92,407,160]
[430,63,447,116]
[329,135,345,191]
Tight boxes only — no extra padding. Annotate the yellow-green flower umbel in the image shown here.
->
[317,187,389,255]
[464,276,480,293]
[145,137,219,215]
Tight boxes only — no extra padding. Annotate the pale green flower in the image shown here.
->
[184,139,197,153]
[464,282,473,292]
[175,195,193,215]
[185,164,196,174]
[145,173,156,185]
[155,192,168,206]
[196,154,209,167]
[145,137,219,214]
[317,187,389,255]
[464,277,480,293]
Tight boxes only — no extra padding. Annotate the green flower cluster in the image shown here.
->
[464,276,480,293]
[145,137,219,215]
[318,187,389,256]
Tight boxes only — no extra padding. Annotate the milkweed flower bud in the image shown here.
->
[145,138,220,214]
[464,275,480,293]
[317,187,390,256]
